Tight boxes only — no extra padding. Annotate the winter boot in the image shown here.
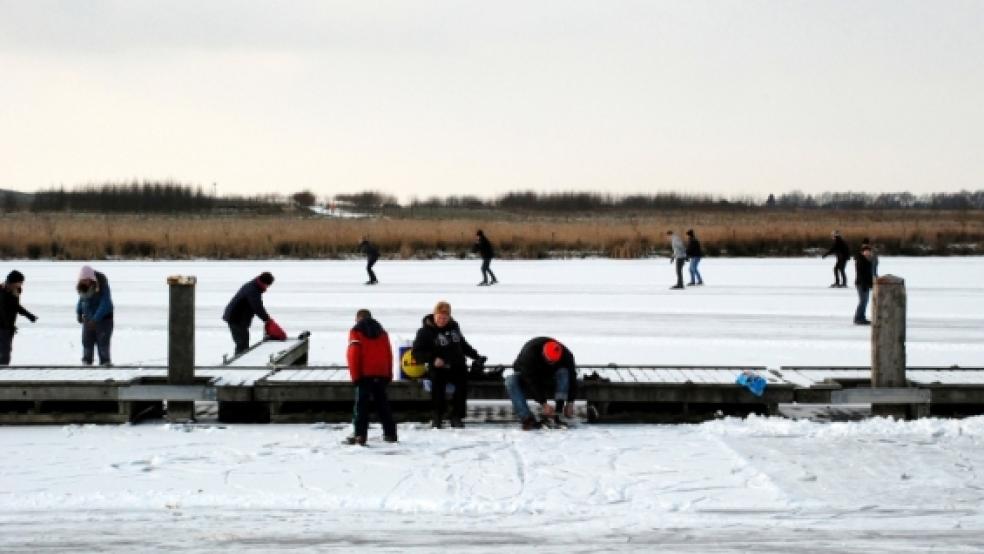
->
[431,413,443,429]
[449,416,465,428]
[521,416,541,431]
[383,434,398,443]
[343,435,367,446]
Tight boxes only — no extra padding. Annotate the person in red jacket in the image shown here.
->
[344,309,397,445]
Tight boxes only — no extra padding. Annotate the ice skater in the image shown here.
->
[473,229,498,286]
[358,238,380,285]
[822,230,850,287]
[667,230,686,289]
[344,309,397,445]
[685,229,704,286]
[0,270,38,365]
[222,272,275,355]
[76,265,114,366]
[505,337,577,430]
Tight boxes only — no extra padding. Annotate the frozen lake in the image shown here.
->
[3,256,982,368]
[2,257,984,552]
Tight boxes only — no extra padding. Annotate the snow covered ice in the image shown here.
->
[1,257,984,552]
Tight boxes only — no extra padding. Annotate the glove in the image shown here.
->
[77,314,84,324]
[669,258,674,264]
[27,314,37,323]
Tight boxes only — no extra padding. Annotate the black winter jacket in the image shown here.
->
[825,236,850,260]
[855,254,874,288]
[411,314,479,370]
[222,279,271,326]
[473,235,494,259]
[513,336,577,404]
[686,237,703,258]
[0,285,34,331]
[359,240,380,260]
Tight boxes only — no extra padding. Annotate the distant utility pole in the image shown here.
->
[212,182,217,197]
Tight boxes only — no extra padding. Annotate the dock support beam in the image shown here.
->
[167,276,197,422]
[871,275,913,418]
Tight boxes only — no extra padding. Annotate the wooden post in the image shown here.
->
[871,275,908,419]
[167,275,196,422]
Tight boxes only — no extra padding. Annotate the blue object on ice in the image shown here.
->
[736,372,767,396]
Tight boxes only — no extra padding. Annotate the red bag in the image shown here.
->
[264,319,287,341]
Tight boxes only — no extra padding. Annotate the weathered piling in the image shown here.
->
[870,275,915,418]
[167,275,196,422]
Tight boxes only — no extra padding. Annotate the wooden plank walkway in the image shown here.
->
[4,364,984,424]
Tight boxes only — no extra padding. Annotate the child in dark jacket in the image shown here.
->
[0,270,38,365]
[344,309,396,445]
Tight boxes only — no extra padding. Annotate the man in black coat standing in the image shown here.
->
[411,301,485,428]
[222,272,275,355]
[822,231,850,287]
[473,230,498,286]
[505,337,577,430]
[853,246,875,325]
[0,270,38,365]
[358,238,380,285]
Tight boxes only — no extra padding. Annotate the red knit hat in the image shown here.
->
[542,340,563,363]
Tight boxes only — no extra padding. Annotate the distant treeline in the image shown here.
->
[18,182,284,214]
[406,190,984,212]
[4,182,984,215]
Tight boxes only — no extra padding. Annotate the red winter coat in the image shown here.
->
[347,317,393,382]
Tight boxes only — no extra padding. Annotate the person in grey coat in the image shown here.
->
[667,231,687,289]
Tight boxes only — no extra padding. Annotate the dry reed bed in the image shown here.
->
[0,211,981,259]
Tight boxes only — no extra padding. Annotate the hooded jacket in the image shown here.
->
[223,278,270,326]
[347,317,393,382]
[513,336,577,404]
[411,314,479,370]
[76,271,113,322]
[0,284,35,331]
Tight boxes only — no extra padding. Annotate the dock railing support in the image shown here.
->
[167,276,197,422]
[871,275,918,418]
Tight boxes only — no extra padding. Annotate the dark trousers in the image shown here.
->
[81,318,113,365]
[352,377,397,438]
[366,255,378,283]
[674,258,685,287]
[430,365,468,420]
[855,286,871,322]
[228,322,250,355]
[0,328,13,365]
[834,258,848,286]
[480,258,497,283]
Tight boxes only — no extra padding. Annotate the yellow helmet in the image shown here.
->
[401,349,427,379]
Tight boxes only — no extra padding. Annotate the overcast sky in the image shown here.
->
[1,1,982,201]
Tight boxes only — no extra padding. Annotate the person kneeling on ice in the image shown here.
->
[222,272,277,355]
[344,309,397,446]
[506,337,577,430]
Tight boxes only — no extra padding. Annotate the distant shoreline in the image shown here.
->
[1,210,980,260]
